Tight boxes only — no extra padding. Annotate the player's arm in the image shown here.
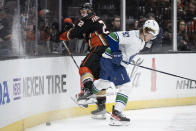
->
[59,19,91,41]
[106,31,132,52]
[105,32,135,66]
[106,32,120,52]
[104,32,122,65]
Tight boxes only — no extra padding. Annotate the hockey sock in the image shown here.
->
[97,96,106,105]
[114,82,132,112]
[115,93,128,112]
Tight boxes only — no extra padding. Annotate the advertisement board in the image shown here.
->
[0,54,196,130]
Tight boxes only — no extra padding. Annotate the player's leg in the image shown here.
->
[91,79,112,119]
[91,96,106,119]
[77,47,106,101]
[110,82,132,126]
[77,56,113,117]
[89,47,108,118]
[90,57,115,96]
[78,67,94,101]
[109,65,132,126]
[90,57,117,119]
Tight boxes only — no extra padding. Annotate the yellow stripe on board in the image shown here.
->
[1,97,196,131]
[125,96,196,110]
[0,106,97,131]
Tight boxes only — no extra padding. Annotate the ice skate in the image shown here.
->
[71,94,88,108]
[91,103,106,119]
[77,88,97,106]
[109,106,130,126]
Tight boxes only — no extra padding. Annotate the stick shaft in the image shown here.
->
[128,61,196,81]
[62,41,80,69]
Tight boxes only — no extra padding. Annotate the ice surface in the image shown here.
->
[26,105,196,131]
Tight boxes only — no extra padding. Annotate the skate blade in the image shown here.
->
[109,119,130,126]
[77,98,97,105]
[91,114,106,120]
[70,97,88,108]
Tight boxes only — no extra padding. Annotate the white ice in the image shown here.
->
[26,105,196,131]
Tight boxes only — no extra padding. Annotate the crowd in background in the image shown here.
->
[0,0,196,58]
[0,1,15,57]
[125,0,196,52]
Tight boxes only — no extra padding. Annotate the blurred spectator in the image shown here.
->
[0,9,13,56]
[48,22,60,53]
[184,0,196,51]
[192,33,196,50]
[38,9,50,31]
[162,20,172,50]
[25,24,36,55]
[177,0,186,20]
[37,9,52,55]
[110,15,121,32]
[0,10,12,41]
[177,20,191,51]
[134,20,140,30]
[185,0,196,22]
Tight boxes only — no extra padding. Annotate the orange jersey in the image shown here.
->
[60,12,109,49]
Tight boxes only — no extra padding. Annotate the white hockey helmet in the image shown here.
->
[143,20,159,40]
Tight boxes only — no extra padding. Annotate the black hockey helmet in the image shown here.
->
[80,2,93,11]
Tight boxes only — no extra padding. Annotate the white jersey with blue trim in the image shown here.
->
[115,30,145,62]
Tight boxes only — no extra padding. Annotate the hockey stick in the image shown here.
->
[62,41,80,69]
[124,60,196,82]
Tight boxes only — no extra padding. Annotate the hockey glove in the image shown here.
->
[59,32,68,41]
[111,51,122,66]
[63,23,74,31]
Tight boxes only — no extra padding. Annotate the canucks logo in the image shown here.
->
[122,31,130,37]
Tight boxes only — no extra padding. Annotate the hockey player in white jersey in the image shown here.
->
[78,20,159,126]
